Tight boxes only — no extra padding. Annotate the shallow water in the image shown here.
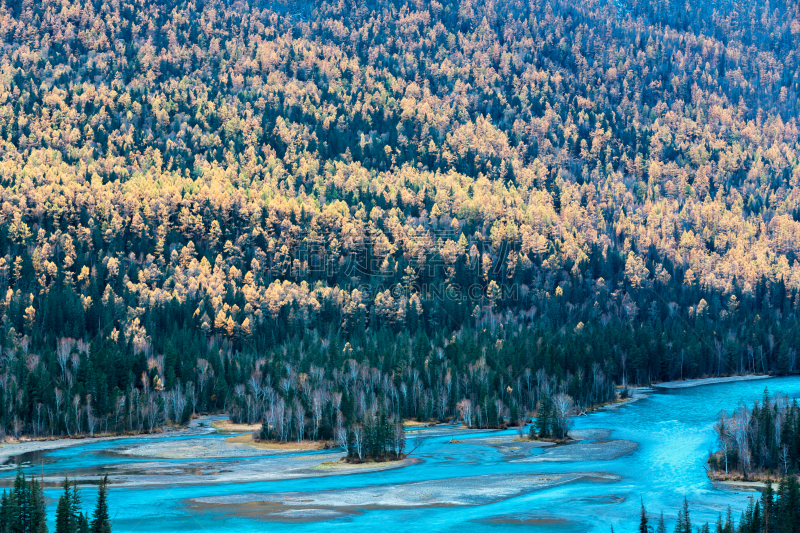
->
[3,376,799,532]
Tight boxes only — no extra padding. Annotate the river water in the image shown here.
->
[3,376,799,532]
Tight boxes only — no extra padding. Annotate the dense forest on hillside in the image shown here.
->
[0,0,799,441]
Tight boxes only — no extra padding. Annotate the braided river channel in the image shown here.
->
[2,376,800,532]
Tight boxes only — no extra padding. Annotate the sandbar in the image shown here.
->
[653,375,771,389]
[189,471,621,511]
[0,414,226,464]
[513,439,638,463]
[47,453,420,487]
[119,434,329,459]
[450,434,554,456]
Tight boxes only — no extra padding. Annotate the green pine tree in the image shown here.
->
[70,483,83,533]
[639,498,649,533]
[656,512,667,533]
[77,514,88,533]
[29,477,47,533]
[673,507,683,533]
[4,490,21,533]
[13,470,31,533]
[536,393,553,438]
[90,475,111,533]
[55,480,72,533]
[681,498,692,533]
[0,491,9,533]
[762,480,778,533]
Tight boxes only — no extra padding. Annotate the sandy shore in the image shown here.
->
[0,436,121,465]
[57,453,420,487]
[598,387,653,411]
[189,471,620,511]
[401,419,430,428]
[653,375,772,389]
[0,414,227,464]
[119,437,308,459]
[118,431,331,460]
[310,457,409,472]
[512,438,638,463]
[211,420,261,434]
[226,433,331,451]
[713,480,767,492]
[452,428,629,462]
[449,434,554,456]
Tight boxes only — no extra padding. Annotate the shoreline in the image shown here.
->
[54,454,422,488]
[653,374,772,389]
[119,434,332,459]
[0,414,227,465]
[713,480,768,492]
[599,387,653,410]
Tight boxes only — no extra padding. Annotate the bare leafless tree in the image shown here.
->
[552,393,574,439]
[352,424,364,460]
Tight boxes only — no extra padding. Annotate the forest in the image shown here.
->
[709,389,800,481]
[0,0,799,445]
[0,472,112,533]
[639,479,800,533]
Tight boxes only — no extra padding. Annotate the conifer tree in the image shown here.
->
[681,498,692,533]
[639,499,649,533]
[2,489,20,533]
[55,479,72,533]
[90,475,111,533]
[674,498,691,533]
[0,471,48,533]
[673,507,683,533]
[30,477,47,533]
[0,492,9,533]
[13,470,31,532]
[656,512,667,533]
[71,483,85,533]
[762,480,775,532]
[535,393,553,439]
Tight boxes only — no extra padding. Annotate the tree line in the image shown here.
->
[0,471,112,533]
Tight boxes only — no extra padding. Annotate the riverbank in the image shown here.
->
[0,414,227,465]
[119,434,331,459]
[312,457,408,471]
[210,420,261,434]
[712,478,769,492]
[1,435,122,465]
[654,375,772,389]
[581,387,653,412]
[53,452,421,488]
[227,433,332,451]
[707,466,800,488]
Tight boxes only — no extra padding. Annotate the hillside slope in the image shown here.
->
[0,0,798,439]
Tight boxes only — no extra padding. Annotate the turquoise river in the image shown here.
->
[2,376,800,532]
